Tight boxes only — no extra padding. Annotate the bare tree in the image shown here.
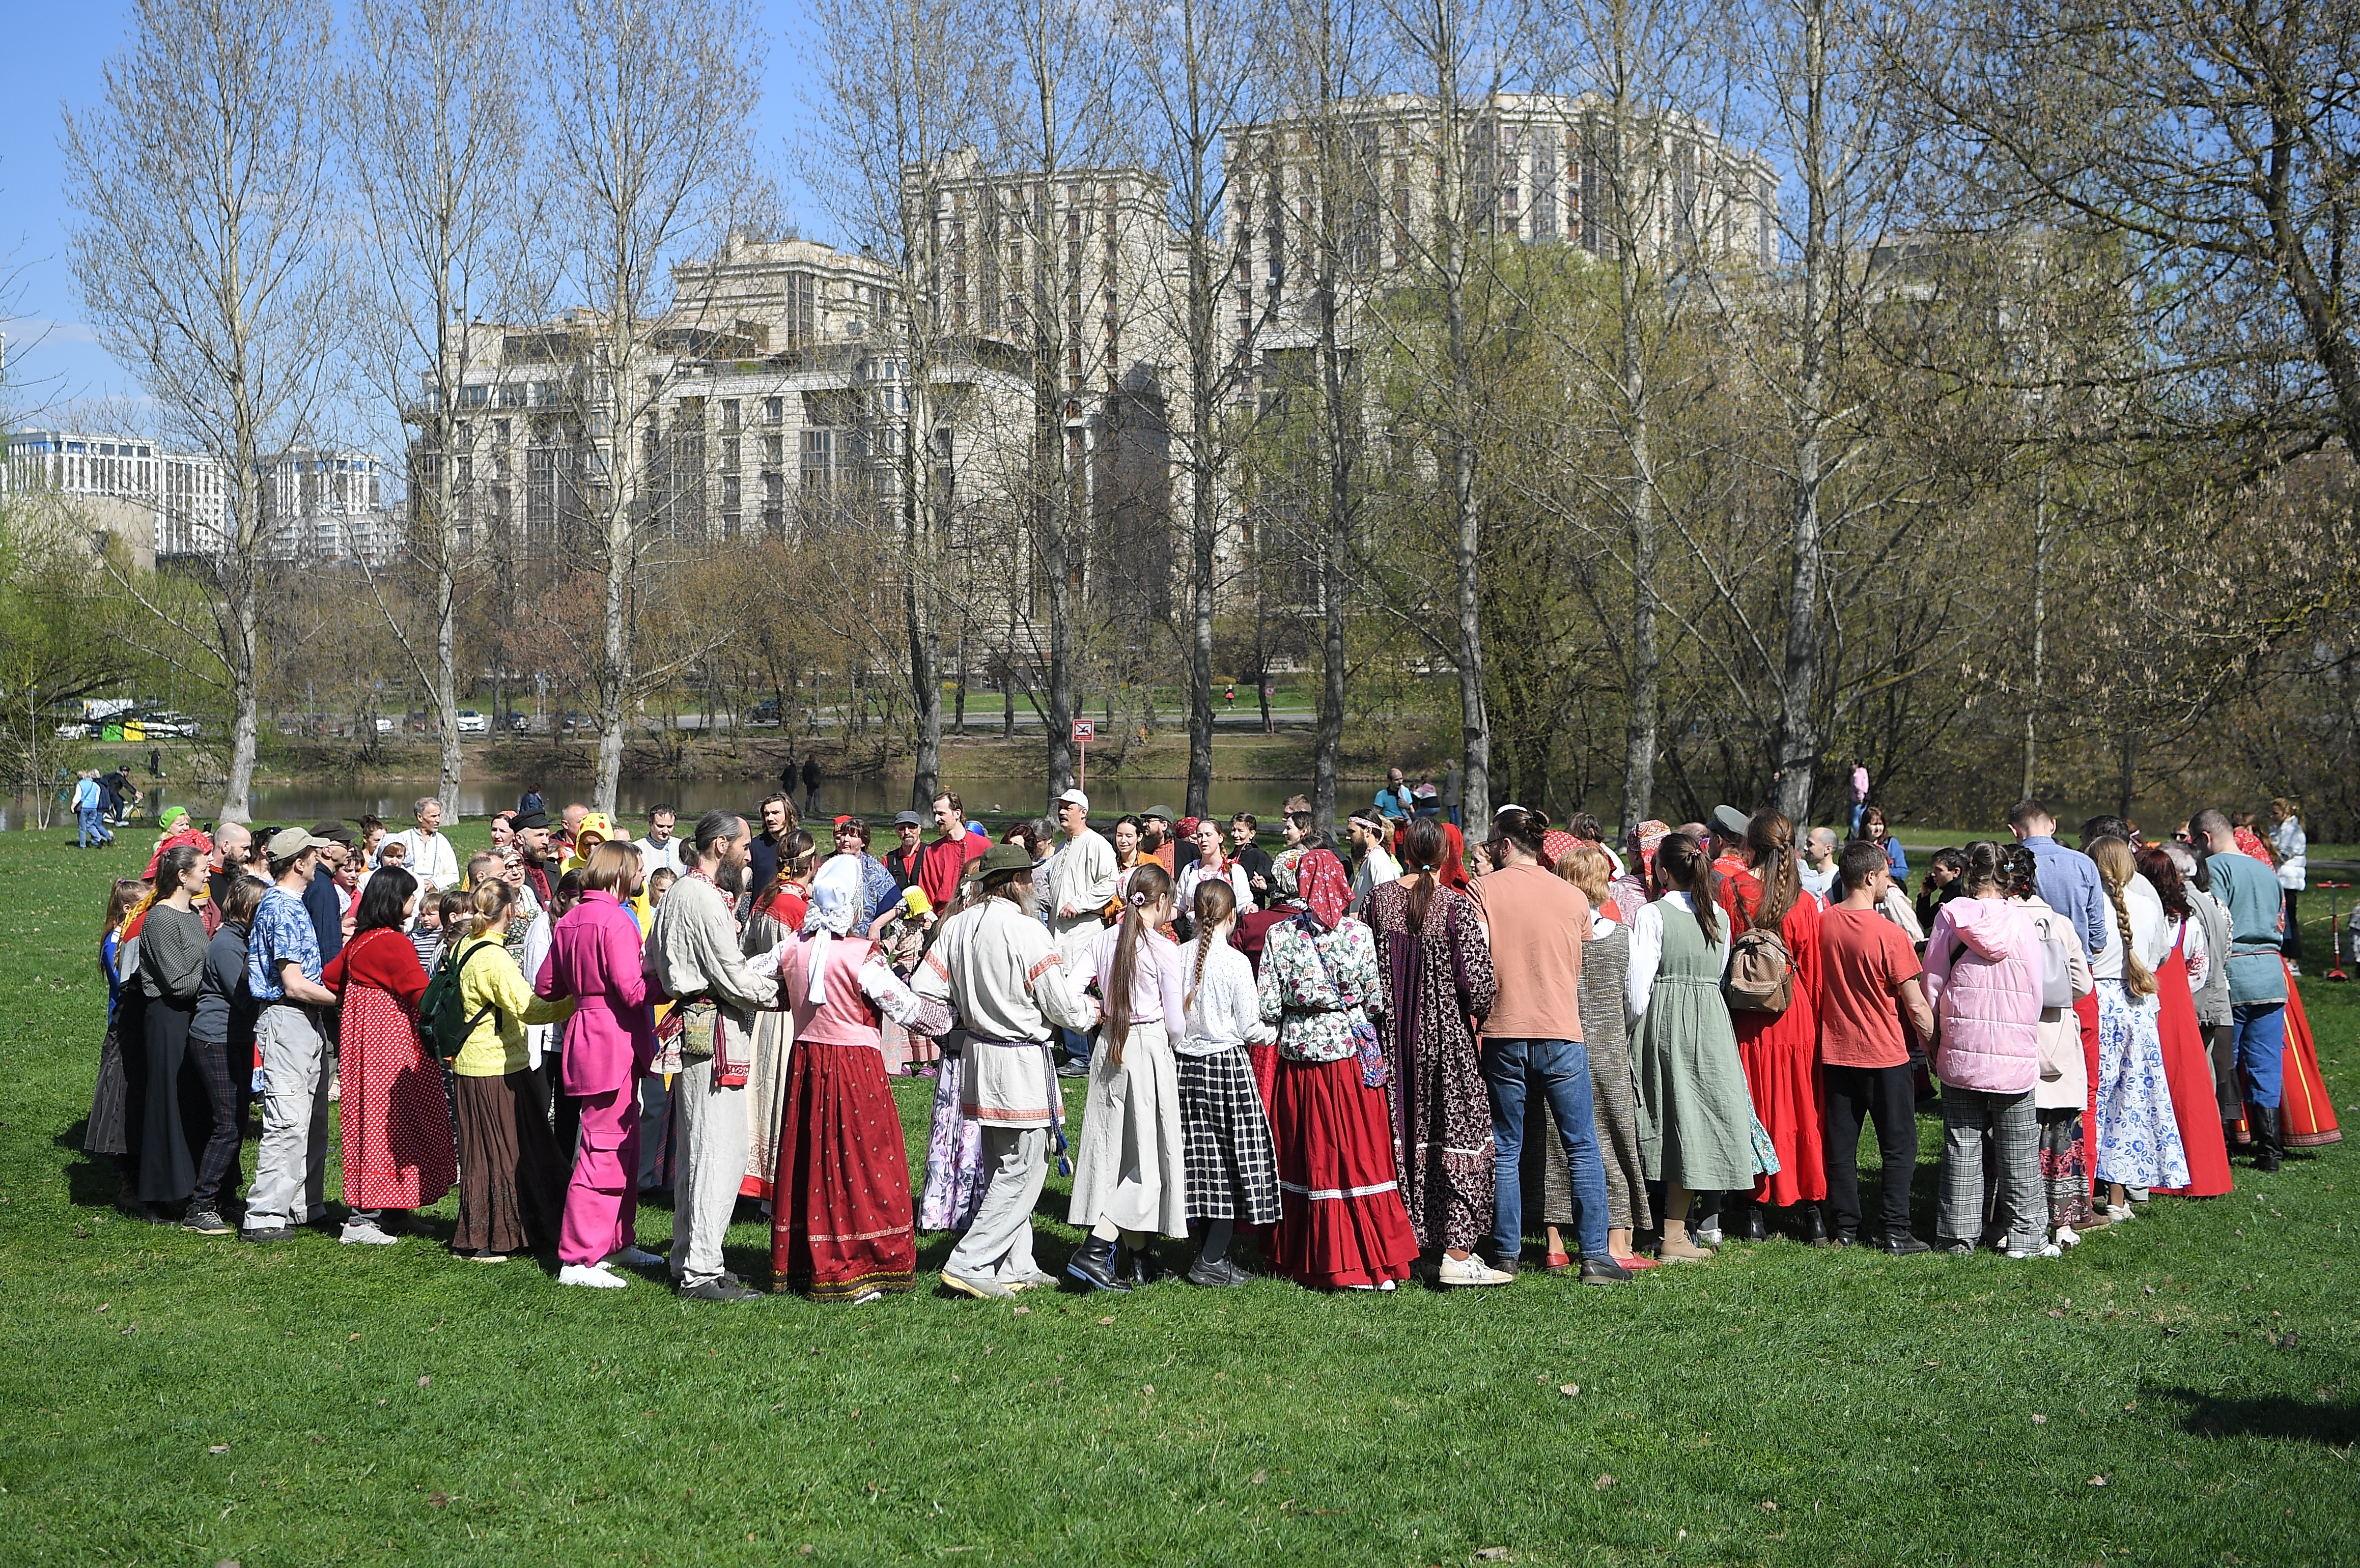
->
[805,0,998,811]
[341,0,540,817]
[1117,0,1272,818]
[542,0,760,812]
[63,0,344,821]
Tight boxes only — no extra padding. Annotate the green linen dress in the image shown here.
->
[1632,899,1757,1191]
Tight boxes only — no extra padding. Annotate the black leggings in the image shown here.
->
[2282,890,2301,960]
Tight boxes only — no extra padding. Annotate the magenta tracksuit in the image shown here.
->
[536,890,658,1267]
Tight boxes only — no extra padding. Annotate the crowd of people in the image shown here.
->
[81,778,2341,1304]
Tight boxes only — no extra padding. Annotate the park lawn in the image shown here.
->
[0,826,2353,1567]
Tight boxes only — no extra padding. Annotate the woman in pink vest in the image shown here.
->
[771,856,952,1301]
[1921,842,2049,1258]
[534,842,661,1289]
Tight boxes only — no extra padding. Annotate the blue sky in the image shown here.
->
[0,0,823,436]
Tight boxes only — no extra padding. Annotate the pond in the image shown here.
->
[8,769,1337,835]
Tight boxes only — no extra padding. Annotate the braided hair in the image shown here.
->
[1186,878,1237,1014]
[2089,837,2155,999]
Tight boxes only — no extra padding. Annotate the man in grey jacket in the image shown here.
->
[644,809,779,1300]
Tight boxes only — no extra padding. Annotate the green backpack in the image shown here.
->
[418,940,502,1062]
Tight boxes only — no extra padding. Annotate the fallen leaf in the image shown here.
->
[349,1333,361,1342]
[1142,1385,1155,1395]
[207,1444,229,1456]
[1097,1316,1115,1326]
[1558,1384,1579,1397]
[2032,1414,2048,1425]
[800,1548,815,1558]
[1249,1470,1267,1485]
[376,1399,388,1407]
[428,1491,449,1508]
[311,1435,326,1445]
[1012,1305,1030,1316]
[1593,1474,1615,1491]
[95,1303,108,1314]
[2123,1402,2138,1411]
[2088,1475,2108,1488]
[2047,1309,2066,1319]
[1759,1500,1779,1513]
[417,1375,432,1388]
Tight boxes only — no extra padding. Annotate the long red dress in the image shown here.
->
[2150,923,2233,1198]
[1733,895,1828,1206]
[323,928,454,1212]
[2279,964,2343,1148]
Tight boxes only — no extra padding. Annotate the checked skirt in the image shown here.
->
[1177,1048,1281,1226]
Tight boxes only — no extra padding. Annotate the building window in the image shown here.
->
[764,434,783,468]
[800,429,834,490]
[765,395,783,425]
[722,399,741,433]
[722,437,740,472]
[784,271,816,348]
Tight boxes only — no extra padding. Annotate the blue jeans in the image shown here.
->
[2231,1003,2286,1107]
[77,806,110,847]
[1480,1038,1610,1261]
[1848,802,1866,837]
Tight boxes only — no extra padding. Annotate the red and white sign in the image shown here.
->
[1072,719,1095,742]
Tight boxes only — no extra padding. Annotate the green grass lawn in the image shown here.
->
[3,825,2355,1566]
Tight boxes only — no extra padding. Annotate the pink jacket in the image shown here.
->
[1922,896,2040,1094]
[535,889,656,1097]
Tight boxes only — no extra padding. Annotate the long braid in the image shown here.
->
[2090,838,2155,999]
[1187,879,1236,1014]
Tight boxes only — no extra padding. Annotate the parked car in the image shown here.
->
[746,697,782,728]
[455,709,489,735]
[374,716,396,734]
[504,711,531,733]
[559,710,593,733]
[138,711,202,738]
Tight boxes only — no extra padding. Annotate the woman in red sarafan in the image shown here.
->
[2137,847,2233,1198]
[770,856,953,1301]
[322,865,452,1237]
[1723,812,1829,1241]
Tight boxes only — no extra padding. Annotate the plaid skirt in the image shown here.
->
[1177,1048,1281,1225]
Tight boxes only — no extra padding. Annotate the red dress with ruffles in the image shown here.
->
[1733,895,1828,1206]
[2278,964,2342,1148]
[2150,925,2233,1198]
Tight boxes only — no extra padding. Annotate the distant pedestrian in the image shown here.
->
[1848,758,1870,838]
[801,756,822,814]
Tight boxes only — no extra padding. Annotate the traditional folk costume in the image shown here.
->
[87,928,134,1171]
[323,926,453,1218]
[1541,909,1653,1238]
[1173,934,1282,1234]
[2150,916,2233,1198]
[1363,876,1496,1255]
[2277,966,2341,1149]
[2090,911,2189,1192]
[643,867,779,1291]
[1731,895,1828,1212]
[535,888,657,1272]
[132,901,211,1210]
[739,882,806,1202]
[912,876,1101,1293]
[1256,851,1419,1291]
[1627,893,1755,1194]
[768,862,947,1300]
[1068,916,1192,1260]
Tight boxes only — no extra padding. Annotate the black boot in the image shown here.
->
[2252,1106,2283,1173]
[1064,1235,1131,1292]
[1801,1204,1830,1246]
[1732,1200,1767,1243]
[1119,1242,1167,1288]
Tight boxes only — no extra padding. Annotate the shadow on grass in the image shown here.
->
[2151,1385,2360,1445]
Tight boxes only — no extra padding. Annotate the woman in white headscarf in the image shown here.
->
[766,856,953,1302]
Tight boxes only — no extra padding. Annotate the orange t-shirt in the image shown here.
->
[1817,905,1921,1069]
[1472,863,1589,1041]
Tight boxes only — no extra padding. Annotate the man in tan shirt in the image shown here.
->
[1471,809,1627,1286]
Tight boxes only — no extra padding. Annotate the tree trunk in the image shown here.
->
[1774,0,1830,831]
[907,579,941,811]
[223,585,260,824]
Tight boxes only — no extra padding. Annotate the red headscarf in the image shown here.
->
[1294,848,1352,932]
[143,825,214,882]
[1635,820,1672,883]
[1439,823,1471,891]
[1541,829,1577,867]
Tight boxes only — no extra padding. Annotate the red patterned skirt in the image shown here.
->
[768,1040,917,1300]
[1269,1056,1418,1289]
[339,981,455,1211]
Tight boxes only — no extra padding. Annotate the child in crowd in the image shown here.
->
[1817,841,1935,1252]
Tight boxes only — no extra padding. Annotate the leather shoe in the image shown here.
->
[1735,1206,1768,1243]
[1801,1205,1830,1246]
[1065,1236,1131,1292]
[1579,1256,1632,1286]
[1881,1234,1932,1257]
[1185,1257,1250,1288]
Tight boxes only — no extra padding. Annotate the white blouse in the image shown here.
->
[1174,936,1277,1058]
[1623,891,1731,1021]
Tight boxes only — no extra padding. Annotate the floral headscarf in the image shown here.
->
[1272,846,1306,898]
[1635,819,1672,882]
[1541,829,1578,867]
[1294,848,1352,933]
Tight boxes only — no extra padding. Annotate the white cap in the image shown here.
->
[1491,803,1526,820]
[1055,787,1090,811]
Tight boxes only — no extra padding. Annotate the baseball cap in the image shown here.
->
[893,810,923,828]
[1054,788,1089,811]
[310,819,355,845]
[266,826,329,859]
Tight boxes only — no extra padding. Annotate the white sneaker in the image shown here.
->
[2102,1204,2134,1225]
[607,1245,666,1269]
[339,1218,398,1246]
[1693,1221,1724,1249]
[1437,1255,1515,1287]
[850,1289,885,1305]
[2125,1186,2150,1203]
[2053,1227,2081,1250]
[558,1262,629,1289]
[2007,1242,2063,1259]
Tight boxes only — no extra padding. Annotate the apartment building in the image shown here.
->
[1223,92,1777,347]
[4,428,228,565]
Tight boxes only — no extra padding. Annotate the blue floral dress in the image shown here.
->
[2094,981,2190,1189]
